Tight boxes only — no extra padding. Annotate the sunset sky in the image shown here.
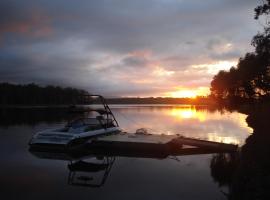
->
[0,0,261,97]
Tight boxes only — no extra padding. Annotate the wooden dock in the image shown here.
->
[169,136,238,151]
[85,132,238,158]
[29,132,238,159]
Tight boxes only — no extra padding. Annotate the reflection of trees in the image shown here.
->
[0,107,82,127]
[210,153,238,188]
[210,105,270,199]
[211,0,270,189]
[0,105,230,127]
[0,83,88,105]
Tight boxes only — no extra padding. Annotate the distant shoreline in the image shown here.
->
[0,101,214,108]
[0,83,215,106]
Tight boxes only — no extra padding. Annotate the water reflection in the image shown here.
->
[68,157,115,188]
[113,105,251,145]
[1,105,268,199]
[29,140,233,189]
[0,105,251,146]
[169,106,206,121]
[0,107,81,127]
[30,150,116,188]
[211,105,270,199]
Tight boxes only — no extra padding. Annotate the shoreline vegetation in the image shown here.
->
[1,83,270,108]
[0,82,215,106]
[210,2,270,105]
[1,82,270,108]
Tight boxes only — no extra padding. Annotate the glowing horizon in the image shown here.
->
[164,87,210,98]
[0,0,259,97]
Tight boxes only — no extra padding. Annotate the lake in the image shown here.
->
[0,104,267,200]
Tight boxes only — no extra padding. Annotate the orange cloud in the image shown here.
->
[129,50,153,58]
[0,9,52,38]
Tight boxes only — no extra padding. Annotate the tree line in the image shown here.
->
[0,82,214,105]
[210,1,270,104]
[106,96,212,105]
[0,83,88,105]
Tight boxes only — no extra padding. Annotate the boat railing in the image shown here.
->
[68,95,119,129]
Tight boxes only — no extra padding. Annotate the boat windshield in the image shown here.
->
[68,118,100,128]
[67,117,115,129]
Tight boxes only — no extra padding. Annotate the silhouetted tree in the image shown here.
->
[210,1,270,103]
[254,0,270,20]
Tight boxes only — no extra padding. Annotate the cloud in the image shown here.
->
[0,0,261,96]
[122,55,148,68]
[0,2,52,39]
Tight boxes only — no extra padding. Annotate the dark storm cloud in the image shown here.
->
[0,0,261,96]
[122,56,148,68]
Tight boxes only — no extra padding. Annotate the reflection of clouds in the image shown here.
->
[113,106,251,145]
[207,133,240,145]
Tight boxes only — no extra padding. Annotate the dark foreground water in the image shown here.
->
[0,105,269,200]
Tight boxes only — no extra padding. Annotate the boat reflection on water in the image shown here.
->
[3,105,270,199]
[30,150,116,188]
[30,139,236,189]
[68,157,115,187]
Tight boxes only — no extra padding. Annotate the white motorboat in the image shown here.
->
[29,95,121,149]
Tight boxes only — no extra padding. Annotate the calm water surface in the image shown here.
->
[0,105,255,199]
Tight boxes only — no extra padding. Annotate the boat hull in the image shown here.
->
[29,127,121,151]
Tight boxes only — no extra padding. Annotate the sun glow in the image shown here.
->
[169,90,197,98]
[168,107,247,144]
[167,87,209,98]
[169,107,206,122]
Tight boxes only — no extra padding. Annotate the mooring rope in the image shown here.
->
[115,110,164,134]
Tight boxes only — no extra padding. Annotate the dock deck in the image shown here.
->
[95,132,178,144]
[30,132,239,160]
[85,132,238,158]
